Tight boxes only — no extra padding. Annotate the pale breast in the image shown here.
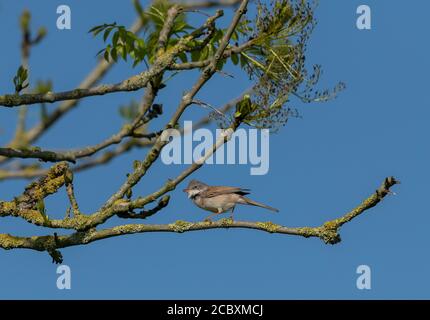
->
[193,196,218,213]
[193,194,238,213]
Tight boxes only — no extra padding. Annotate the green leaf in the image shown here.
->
[111,47,118,62]
[174,21,188,34]
[18,66,28,81]
[89,22,116,36]
[178,52,187,63]
[104,45,111,62]
[13,65,29,93]
[127,31,139,41]
[231,53,239,65]
[103,50,109,61]
[133,0,144,18]
[132,59,141,68]
[116,45,127,61]
[231,31,238,41]
[216,58,226,70]
[118,27,127,41]
[103,27,113,42]
[88,25,103,34]
[95,47,106,57]
[92,27,105,37]
[125,35,135,53]
[201,46,209,60]
[136,38,145,48]
[112,31,119,47]
[239,53,247,68]
[149,6,165,23]
[191,50,200,62]
[213,29,224,42]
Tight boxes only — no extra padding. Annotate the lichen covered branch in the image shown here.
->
[0,177,399,262]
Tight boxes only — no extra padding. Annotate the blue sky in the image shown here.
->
[0,0,428,299]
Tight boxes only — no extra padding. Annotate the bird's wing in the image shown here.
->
[201,186,251,198]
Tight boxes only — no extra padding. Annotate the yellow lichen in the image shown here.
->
[113,199,130,206]
[0,201,17,214]
[256,221,281,233]
[219,217,234,227]
[170,220,193,233]
[0,234,24,249]
[323,220,340,231]
[296,227,315,238]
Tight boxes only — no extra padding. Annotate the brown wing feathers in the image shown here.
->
[201,186,250,198]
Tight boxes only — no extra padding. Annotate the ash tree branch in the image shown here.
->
[117,195,170,219]
[0,162,71,227]
[0,64,168,107]
[0,147,78,163]
[18,18,146,147]
[0,86,244,182]
[64,170,81,217]
[0,17,146,167]
[0,177,399,256]
[169,39,256,70]
[0,109,160,164]
[157,6,184,53]
[0,5,212,109]
[0,0,242,109]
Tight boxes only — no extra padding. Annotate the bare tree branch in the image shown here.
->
[0,88,244,181]
[0,177,399,261]
[21,18,146,146]
[117,195,170,219]
[0,67,167,107]
[0,124,157,163]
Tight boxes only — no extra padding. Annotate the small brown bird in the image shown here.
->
[183,179,279,221]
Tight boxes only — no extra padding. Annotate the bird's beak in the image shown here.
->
[183,188,194,198]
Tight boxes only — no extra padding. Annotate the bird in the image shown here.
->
[183,179,279,221]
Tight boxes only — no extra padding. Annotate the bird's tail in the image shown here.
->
[240,196,279,212]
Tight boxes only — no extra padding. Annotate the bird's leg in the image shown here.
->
[204,208,223,223]
[230,206,235,221]
[204,212,218,222]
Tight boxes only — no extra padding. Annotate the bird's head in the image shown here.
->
[183,179,208,198]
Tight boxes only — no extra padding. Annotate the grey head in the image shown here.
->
[183,179,208,198]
